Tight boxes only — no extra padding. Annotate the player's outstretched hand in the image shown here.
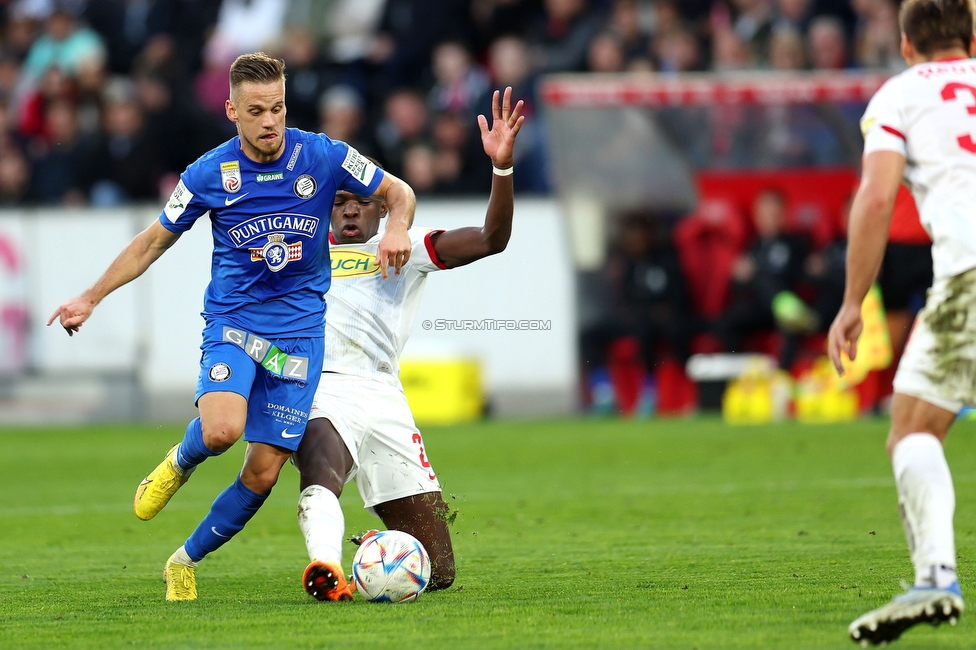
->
[827,302,863,375]
[376,227,411,280]
[478,87,525,171]
[47,296,95,336]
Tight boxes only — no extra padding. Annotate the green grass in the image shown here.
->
[2,418,976,648]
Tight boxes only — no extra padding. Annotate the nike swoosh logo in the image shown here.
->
[211,526,231,538]
[224,192,249,206]
[281,428,302,439]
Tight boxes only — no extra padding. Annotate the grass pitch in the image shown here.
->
[2,417,976,648]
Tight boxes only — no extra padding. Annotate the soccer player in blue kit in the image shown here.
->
[47,52,416,601]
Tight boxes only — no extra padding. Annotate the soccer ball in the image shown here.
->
[352,530,431,603]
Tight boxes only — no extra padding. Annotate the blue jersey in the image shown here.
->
[159,128,384,338]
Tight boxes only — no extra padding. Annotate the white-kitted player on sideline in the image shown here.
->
[828,0,976,645]
[292,87,524,601]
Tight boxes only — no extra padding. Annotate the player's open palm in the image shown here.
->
[827,303,864,376]
[478,87,525,169]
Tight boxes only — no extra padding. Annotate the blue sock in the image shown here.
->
[176,418,220,472]
[183,476,269,562]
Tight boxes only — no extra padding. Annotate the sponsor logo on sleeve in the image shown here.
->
[256,171,284,182]
[286,143,302,171]
[294,174,317,199]
[220,160,242,193]
[164,180,193,223]
[860,116,876,138]
[341,146,377,187]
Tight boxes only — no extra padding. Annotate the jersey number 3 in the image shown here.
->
[941,82,976,154]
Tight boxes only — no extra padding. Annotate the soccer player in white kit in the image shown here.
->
[291,87,525,601]
[828,0,976,645]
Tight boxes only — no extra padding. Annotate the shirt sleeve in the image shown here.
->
[408,227,447,273]
[329,139,385,197]
[861,77,907,157]
[158,171,209,233]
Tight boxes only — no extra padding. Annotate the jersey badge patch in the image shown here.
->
[341,147,377,187]
[164,180,193,222]
[294,174,317,199]
[250,234,302,272]
[256,171,283,182]
[286,143,302,171]
[221,161,242,193]
[208,362,232,382]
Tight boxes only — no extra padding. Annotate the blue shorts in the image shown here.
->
[195,322,324,452]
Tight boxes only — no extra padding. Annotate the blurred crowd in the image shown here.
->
[0,0,905,207]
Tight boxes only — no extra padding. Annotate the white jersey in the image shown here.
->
[322,227,446,385]
[861,58,976,280]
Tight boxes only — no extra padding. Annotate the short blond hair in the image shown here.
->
[229,52,286,100]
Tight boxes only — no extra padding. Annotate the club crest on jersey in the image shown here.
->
[294,174,316,199]
[221,161,242,193]
[331,248,381,278]
[209,362,232,382]
[250,234,302,272]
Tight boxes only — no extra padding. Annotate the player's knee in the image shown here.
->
[201,419,245,452]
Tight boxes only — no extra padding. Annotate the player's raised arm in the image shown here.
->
[429,86,525,269]
[827,149,904,374]
[373,172,416,280]
[47,220,181,336]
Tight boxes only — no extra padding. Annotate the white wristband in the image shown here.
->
[492,165,514,176]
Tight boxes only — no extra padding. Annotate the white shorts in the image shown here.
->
[308,372,441,510]
[893,268,976,413]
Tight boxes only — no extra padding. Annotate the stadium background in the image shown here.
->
[0,0,920,424]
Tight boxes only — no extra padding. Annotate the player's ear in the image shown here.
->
[379,202,389,219]
[970,35,976,57]
[900,33,913,64]
[226,98,238,124]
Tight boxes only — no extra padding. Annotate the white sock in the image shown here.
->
[891,433,957,589]
[171,545,199,568]
[297,485,344,565]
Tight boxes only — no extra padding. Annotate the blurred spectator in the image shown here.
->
[401,141,438,195]
[0,146,31,205]
[469,0,544,52]
[587,31,627,73]
[78,76,166,205]
[83,0,166,75]
[318,85,375,156]
[209,0,286,57]
[802,197,849,333]
[773,0,813,35]
[26,98,86,203]
[852,0,901,70]
[370,0,472,89]
[21,3,106,80]
[194,37,236,119]
[714,189,808,368]
[580,214,693,379]
[3,9,42,61]
[607,0,653,70]
[769,26,807,70]
[730,0,774,63]
[376,88,429,177]
[481,35,550,193]
[807,15,848,70]
[73,55,107,136]
[655,26,703,73]
[428,41,489,118]
[17,65,76,140]
[527,0,602,74]
[712,28,755,72]
[430,110,491,194]
[276,29,328,132]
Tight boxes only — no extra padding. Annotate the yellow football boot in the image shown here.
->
[163,552,197,601]
[134,444,190,520]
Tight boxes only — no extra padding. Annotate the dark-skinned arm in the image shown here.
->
[430,87,525,269]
